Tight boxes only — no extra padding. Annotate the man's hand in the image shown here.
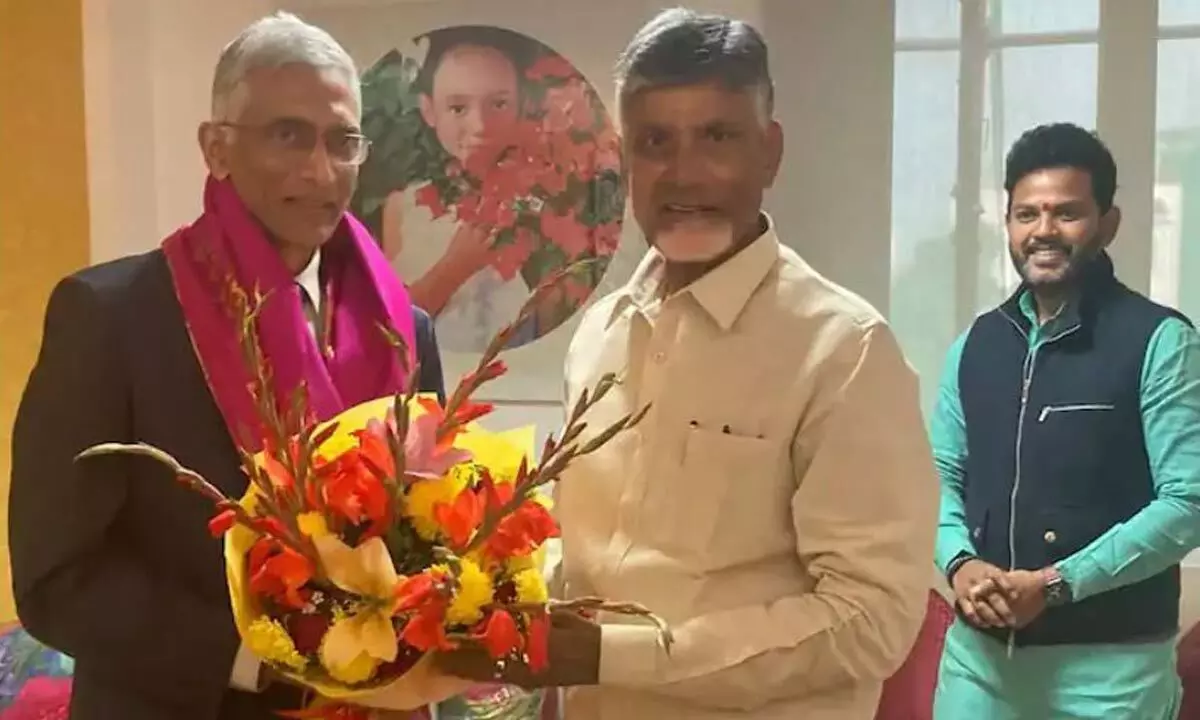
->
[435,609,601,689]
[1000,569,1048,629]
[950,558,1018,628]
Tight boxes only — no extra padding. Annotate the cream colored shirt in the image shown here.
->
[556,220,939,719]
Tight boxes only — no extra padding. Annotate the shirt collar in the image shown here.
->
[607,214,780,331]
[295,249,322,313]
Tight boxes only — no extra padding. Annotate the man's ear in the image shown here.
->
[1099,205,1122,249]
[763,120,784,189]
[198,122,231,180]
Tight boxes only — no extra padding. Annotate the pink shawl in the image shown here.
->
[163,177,415,449]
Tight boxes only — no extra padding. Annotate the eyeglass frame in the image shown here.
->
[214,118,373,167]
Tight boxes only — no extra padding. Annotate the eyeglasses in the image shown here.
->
[217,119,372,166]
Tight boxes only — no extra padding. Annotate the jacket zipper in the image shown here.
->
[1000,315,1080,657]
[1037,403,1116,422]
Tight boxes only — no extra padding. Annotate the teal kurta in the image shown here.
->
[931,291,1200,719]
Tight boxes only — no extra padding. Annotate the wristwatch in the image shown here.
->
[1042,566,1072,607]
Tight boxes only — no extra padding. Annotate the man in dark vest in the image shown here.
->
[930,122,1200,717]
[8,12,450,720]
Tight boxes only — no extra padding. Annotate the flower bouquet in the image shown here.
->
[76,269,668,719]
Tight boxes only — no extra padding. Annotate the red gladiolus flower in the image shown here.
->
[400,607,454,652]
[526,614,550,673]
[433,487,485,549]
[354,425,396,482]
[476,609,522,659]
[316,449,390,532]
[207,508,238,537]
[486,500,561,559]
[394,572,441,613]
[248,543,313,610]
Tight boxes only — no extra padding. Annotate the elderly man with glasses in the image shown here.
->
[8,12,446,720]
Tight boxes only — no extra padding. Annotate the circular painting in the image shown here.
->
[352,25,624,353]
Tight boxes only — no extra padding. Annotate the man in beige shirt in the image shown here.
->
[441,8,938,718]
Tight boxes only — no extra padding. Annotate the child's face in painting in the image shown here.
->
[420,44,520,162]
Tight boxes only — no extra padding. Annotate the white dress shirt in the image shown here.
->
[229,249,322,692]
[555,218,939,719]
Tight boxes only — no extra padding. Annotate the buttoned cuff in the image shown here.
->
[599,624,664,687]
[229,642,265,692]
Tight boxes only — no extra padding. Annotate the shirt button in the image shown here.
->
[972,527,982,540]
[1044,530,1057,544]
[653,351,666,363]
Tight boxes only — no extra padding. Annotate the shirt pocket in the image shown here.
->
[650,427,787,570]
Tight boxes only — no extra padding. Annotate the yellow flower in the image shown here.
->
[297,512,330,539]
[404,466,471,541]
[513,568,549,605]
[505,554,536,574]
[440,557,494,626]
[245,616,307,672]
[311,535,400,685]
[319,623,381,684]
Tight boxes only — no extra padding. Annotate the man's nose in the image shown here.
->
[298,140,337,186]
[1033,212,1058,238]
[662,142,706,181]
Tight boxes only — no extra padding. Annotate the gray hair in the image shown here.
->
[211,11,361,121]
[615,7,773,124]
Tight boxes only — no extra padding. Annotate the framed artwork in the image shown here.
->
[346,21,634,403]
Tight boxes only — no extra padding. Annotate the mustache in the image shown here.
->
[1023,239,1071,256]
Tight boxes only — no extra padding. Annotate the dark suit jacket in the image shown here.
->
[8,250,445,720]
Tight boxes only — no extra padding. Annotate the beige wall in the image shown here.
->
[0,0,92,622]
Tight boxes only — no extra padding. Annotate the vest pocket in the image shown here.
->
[1037,403,1116,423]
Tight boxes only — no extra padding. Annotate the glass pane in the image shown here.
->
[896,0,960,40]
[976,43,1099,313]
[995,0,1099,35]
[1161,0,1200,27]
[890,50,960,415]
[1153,38,1200,313]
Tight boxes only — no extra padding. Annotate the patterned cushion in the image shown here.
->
[0,624,73,719]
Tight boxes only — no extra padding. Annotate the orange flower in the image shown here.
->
[394,571,442,613]
[475,609,522,659]
[395,570,455,652]
[316,449,390,533]
[433,487,485,549]
[248,540,313,610]
[400,609,453,652]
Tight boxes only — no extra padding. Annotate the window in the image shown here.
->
[1152,29,1200,317]
[890,0,1099,414]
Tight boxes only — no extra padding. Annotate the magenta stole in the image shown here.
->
[163,177,415,450]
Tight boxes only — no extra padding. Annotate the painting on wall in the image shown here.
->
[350,25,625,357]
